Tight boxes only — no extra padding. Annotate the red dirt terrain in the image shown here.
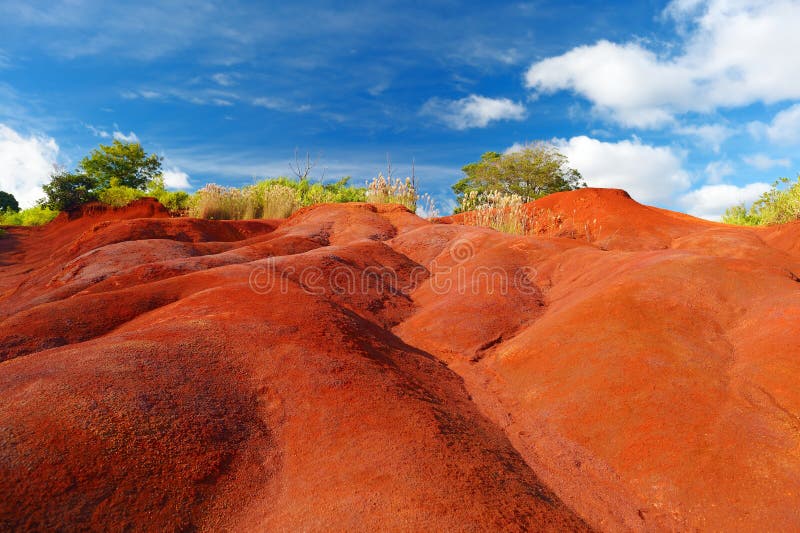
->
[1,190,799,531]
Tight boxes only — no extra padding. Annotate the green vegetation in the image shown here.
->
[40,169,99,211]
[0,206,59,226]
[0,191,20,213]
[79,140,162,190]
[40,140,164,211]
[452,143,585,213]
[722,176,800,226]
[188,176,367,220]
[95,176,191,211]
[146,176,191,212]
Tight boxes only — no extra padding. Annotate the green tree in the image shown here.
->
[0,191,20,213]
[40,169,99,211]
[79,140,162,190]
[452,143,585,213]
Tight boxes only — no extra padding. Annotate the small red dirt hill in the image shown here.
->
[1,190,799,531]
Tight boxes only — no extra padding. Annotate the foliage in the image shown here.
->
[722,176,800,226]
[0,191,20,213]
[97,183,145,207]
[452,143,585,213]
[258,176,366,205]
[145,176,190,212]
[79,140,162,190]
[39,141,165,211]
[188,177,366,220]
[365,174,419,211]
[720,204,761,226]
[189,182,300,220]
[40,169,99,211]
[0,206,59,226]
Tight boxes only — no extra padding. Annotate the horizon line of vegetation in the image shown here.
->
[2,140,798,236]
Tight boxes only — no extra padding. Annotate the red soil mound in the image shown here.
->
[2,191,799,531]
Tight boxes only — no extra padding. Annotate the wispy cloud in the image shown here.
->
[113,130,139,143]
[421,95,526,130]
[211,73,237,87]
[252,97,310,113]
[743,153,791,170]
[122,87,239,107]
[86,124,110,138]
[674,123,736,153]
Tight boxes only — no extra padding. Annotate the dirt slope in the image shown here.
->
[1,190,799,531]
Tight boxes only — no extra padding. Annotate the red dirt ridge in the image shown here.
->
[1,190,799,531]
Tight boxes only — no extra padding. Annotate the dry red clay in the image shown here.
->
[0,190,798,531]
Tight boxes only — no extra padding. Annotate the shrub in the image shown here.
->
[98,184,145,207]
[452,143,585,213]
[40,141,163,212]
[0,191,19,213]
[458,191,532,235]
[188,184,246,220]
[145,176,190,213]
[365,174,418,211]
[722,176,800,226]
[187,177,366,220]
[40,169,99,211]
[721,204,761,226]
[0,206,59,226]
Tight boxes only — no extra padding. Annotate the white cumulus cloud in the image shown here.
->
[525,0,800,128]
[162,167,190,190]
[0,124,59,208]
[552,135,691,204]
[679,182,770,220]
[421,94,526,129]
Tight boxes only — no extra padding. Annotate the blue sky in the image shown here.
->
[1,0,800,218]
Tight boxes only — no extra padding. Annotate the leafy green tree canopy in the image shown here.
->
[40,169,99,211]
[452,143,585,213]
[0,191,20,213]
[79,140,162,190]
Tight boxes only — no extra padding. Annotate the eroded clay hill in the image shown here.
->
[1,190,799,531]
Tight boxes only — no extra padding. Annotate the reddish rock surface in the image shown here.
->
[1,190,799,531]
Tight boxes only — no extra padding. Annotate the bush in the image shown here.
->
[365,174,418,211]
[187,177,367,220]
[721,204,761,226]
[97,184,145,207]
[722,176,800,226]
[0,206,59,226]
[40,141,164,212]
[457,191,531,235]
[0,191,19,213]
[145,176,190,212]
[40,169,98,211]
[452,143,584,213]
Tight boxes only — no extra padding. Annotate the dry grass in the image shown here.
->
[458,190,603,242]
[365,174,418,211]
[188,183,300,220]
